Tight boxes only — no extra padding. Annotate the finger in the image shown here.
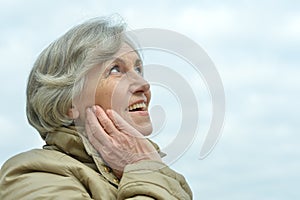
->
[93,105,119,135]
[85,107,110,146]
[85,123,106,152]
[106,109,143,138]
[85,114,116,160]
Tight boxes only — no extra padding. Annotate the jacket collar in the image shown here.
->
[43,126,165,187]
[44,126,120,186]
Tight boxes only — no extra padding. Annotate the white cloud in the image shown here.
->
[177,7,235,37]
[1,1,300,199]
[279,14,300,42]
[0,115,18,135]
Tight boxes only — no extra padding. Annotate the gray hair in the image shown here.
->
[26,17,128,139]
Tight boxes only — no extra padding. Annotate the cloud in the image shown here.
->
[1,1,300,199]
[279,14,300,42]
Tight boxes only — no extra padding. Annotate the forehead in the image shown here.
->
[87,43,142,76]
[87,43,143,72]
[114,43,140,60]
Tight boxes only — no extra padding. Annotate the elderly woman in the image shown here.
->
[0,17,192,199]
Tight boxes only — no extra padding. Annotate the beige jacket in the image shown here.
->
[0,127,192,199]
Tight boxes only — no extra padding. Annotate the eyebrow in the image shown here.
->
[110,57,143,66]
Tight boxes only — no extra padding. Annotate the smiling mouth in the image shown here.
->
[128,102,147,112]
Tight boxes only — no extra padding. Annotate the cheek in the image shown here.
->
[94,81,113,110]
[94,79,127,111]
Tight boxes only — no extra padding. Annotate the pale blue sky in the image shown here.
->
[1,0,300,199]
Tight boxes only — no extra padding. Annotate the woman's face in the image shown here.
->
[74,43,152,135]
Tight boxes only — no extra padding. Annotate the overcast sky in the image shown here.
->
[1,0,300,199]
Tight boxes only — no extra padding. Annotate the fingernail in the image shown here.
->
[106,109,112,115]
[92,105,96,113]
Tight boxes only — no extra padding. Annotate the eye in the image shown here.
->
[109,65,121,75]
[134,66,143,75]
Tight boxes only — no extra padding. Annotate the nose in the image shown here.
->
[126,70,150,94]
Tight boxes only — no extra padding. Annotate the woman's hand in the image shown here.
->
[85,105,162,178]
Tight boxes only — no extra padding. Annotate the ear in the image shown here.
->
[68,105,80,119]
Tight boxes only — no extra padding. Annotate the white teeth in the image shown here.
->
[128,102,146,111]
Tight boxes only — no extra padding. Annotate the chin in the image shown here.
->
[135,123,153,136]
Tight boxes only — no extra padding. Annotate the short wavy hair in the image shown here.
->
[26,17,128,139]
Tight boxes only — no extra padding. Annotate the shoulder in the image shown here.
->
[1,148,97,181]
[0,149,97,200]
[2,148,64,164]
[1,148,79,175]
